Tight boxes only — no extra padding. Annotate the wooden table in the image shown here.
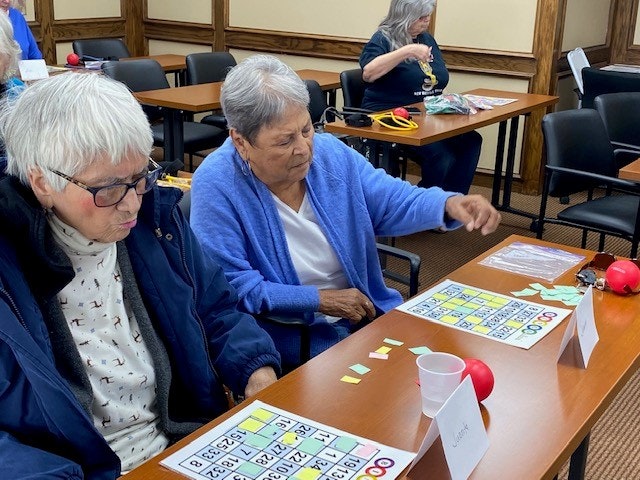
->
[123,54,186,72]
[296,69,341,106]
[135,70,342,165]
[325,89,558,222]
[122,235,640,479]
[619,158,640,181]
[123,54,187,85]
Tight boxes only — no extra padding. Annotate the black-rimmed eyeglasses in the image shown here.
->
[50,158,163,207]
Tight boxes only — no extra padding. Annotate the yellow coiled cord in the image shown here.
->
[369,112,419,131]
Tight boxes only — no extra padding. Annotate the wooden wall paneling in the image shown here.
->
[611,0,639,64]
[214,0,225,51]
[37,0,54,63]
[224,28,365,60]
[123,0,144,55]
[143,20,214,46]
[444,49,537,78]
[519,0,562,195]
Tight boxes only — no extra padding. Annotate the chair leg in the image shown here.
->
[598,233,606,252]
[631,241,638,258]
[581,229,588,249]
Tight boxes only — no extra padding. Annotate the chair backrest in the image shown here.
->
[541,109,617,197]
[102,59,168,123]
[72,38,131,60]
[304,79,328,124]
[567,47,589,95]
[101,59,169,92]
[594,92,640,147]
[581,67,640,108]
[185,52,237,85]
[340,68,366,109]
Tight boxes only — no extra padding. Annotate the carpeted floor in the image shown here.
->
[388,183,638,479]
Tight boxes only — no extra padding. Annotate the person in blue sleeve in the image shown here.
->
[360,0,481,194]
[0,0,41,59]
[0,72,280,479]
[190,54,501,370]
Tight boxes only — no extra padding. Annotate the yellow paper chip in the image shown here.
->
[340,375,362,384]
[282,432,298,445]
[375,346,392,354]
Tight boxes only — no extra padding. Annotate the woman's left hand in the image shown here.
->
[244,366,278,398]
[444,195,501,235]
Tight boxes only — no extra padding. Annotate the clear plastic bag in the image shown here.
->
[423,93,477,115]
[478,242,585,283]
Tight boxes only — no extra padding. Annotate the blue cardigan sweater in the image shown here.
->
[191,133,459,323]
[8,8,42,60]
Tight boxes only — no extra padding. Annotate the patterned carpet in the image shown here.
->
[389,184,638,479]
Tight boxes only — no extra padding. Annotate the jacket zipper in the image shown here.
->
[0,288,32,336]
[167,204,223,386]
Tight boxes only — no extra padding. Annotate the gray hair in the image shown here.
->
[1,72,153,189]
[221,54,309,144]
[379,0,436,51]
[0,10,20,81]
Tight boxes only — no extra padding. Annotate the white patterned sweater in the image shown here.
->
[48,214,169,472]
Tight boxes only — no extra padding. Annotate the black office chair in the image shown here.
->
[72,38,131,61]
[340,68,409,179]
[594,92,640,168]
[185,52,237,129]
[537,109,640,256]
[581,67,640,109]
[102,59,227,173]
[340,68,367,113]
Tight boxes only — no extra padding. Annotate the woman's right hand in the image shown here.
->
[318,288,376,323]
[401,43,433,62]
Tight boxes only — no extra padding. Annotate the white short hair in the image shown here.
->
[1,72,154,189]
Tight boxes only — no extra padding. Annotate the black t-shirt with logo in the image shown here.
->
[360,31,449,111]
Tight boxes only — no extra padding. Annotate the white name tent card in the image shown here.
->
[557,285,599,367]
[409,376,489,480]
[18,59,49,81]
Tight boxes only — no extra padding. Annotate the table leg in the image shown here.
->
[490,115,537,220]
[502,115,520,209]
[491,120,508,206]
[567,434,590,480]
[162,108,185,171]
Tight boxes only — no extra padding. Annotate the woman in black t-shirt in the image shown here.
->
[360,0,481,194]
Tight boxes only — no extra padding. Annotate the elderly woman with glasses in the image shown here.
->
[190,54,500,370]
[0,73,280,479]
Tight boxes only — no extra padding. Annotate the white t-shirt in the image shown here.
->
[272,192,348,322]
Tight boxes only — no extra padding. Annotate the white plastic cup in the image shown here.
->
[416,352,465,418]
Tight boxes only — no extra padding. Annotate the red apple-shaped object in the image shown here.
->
[462,358,494,402]
[605,260,640,294]
[66,53,80,66]
[392,107,410,119]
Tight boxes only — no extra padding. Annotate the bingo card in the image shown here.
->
[160,400,415,480]
[396,279,572,349]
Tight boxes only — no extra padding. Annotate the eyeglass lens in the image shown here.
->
[94,168,162,207]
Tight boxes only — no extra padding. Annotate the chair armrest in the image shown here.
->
[613,142,640,153]
[254,314,312,365]
[376,242,421,297]
[546,164,640,193]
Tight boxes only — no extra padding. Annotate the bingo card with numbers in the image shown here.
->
[396,279,572,349]
[160,400,415,480]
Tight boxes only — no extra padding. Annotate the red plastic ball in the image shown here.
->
[392,107,410,119]
[462,358,494,402]
[605,260,640,294]
[66,53,80,66]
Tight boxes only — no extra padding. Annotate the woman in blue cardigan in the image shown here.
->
[190,54,501,369]
[0,0,41,59]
